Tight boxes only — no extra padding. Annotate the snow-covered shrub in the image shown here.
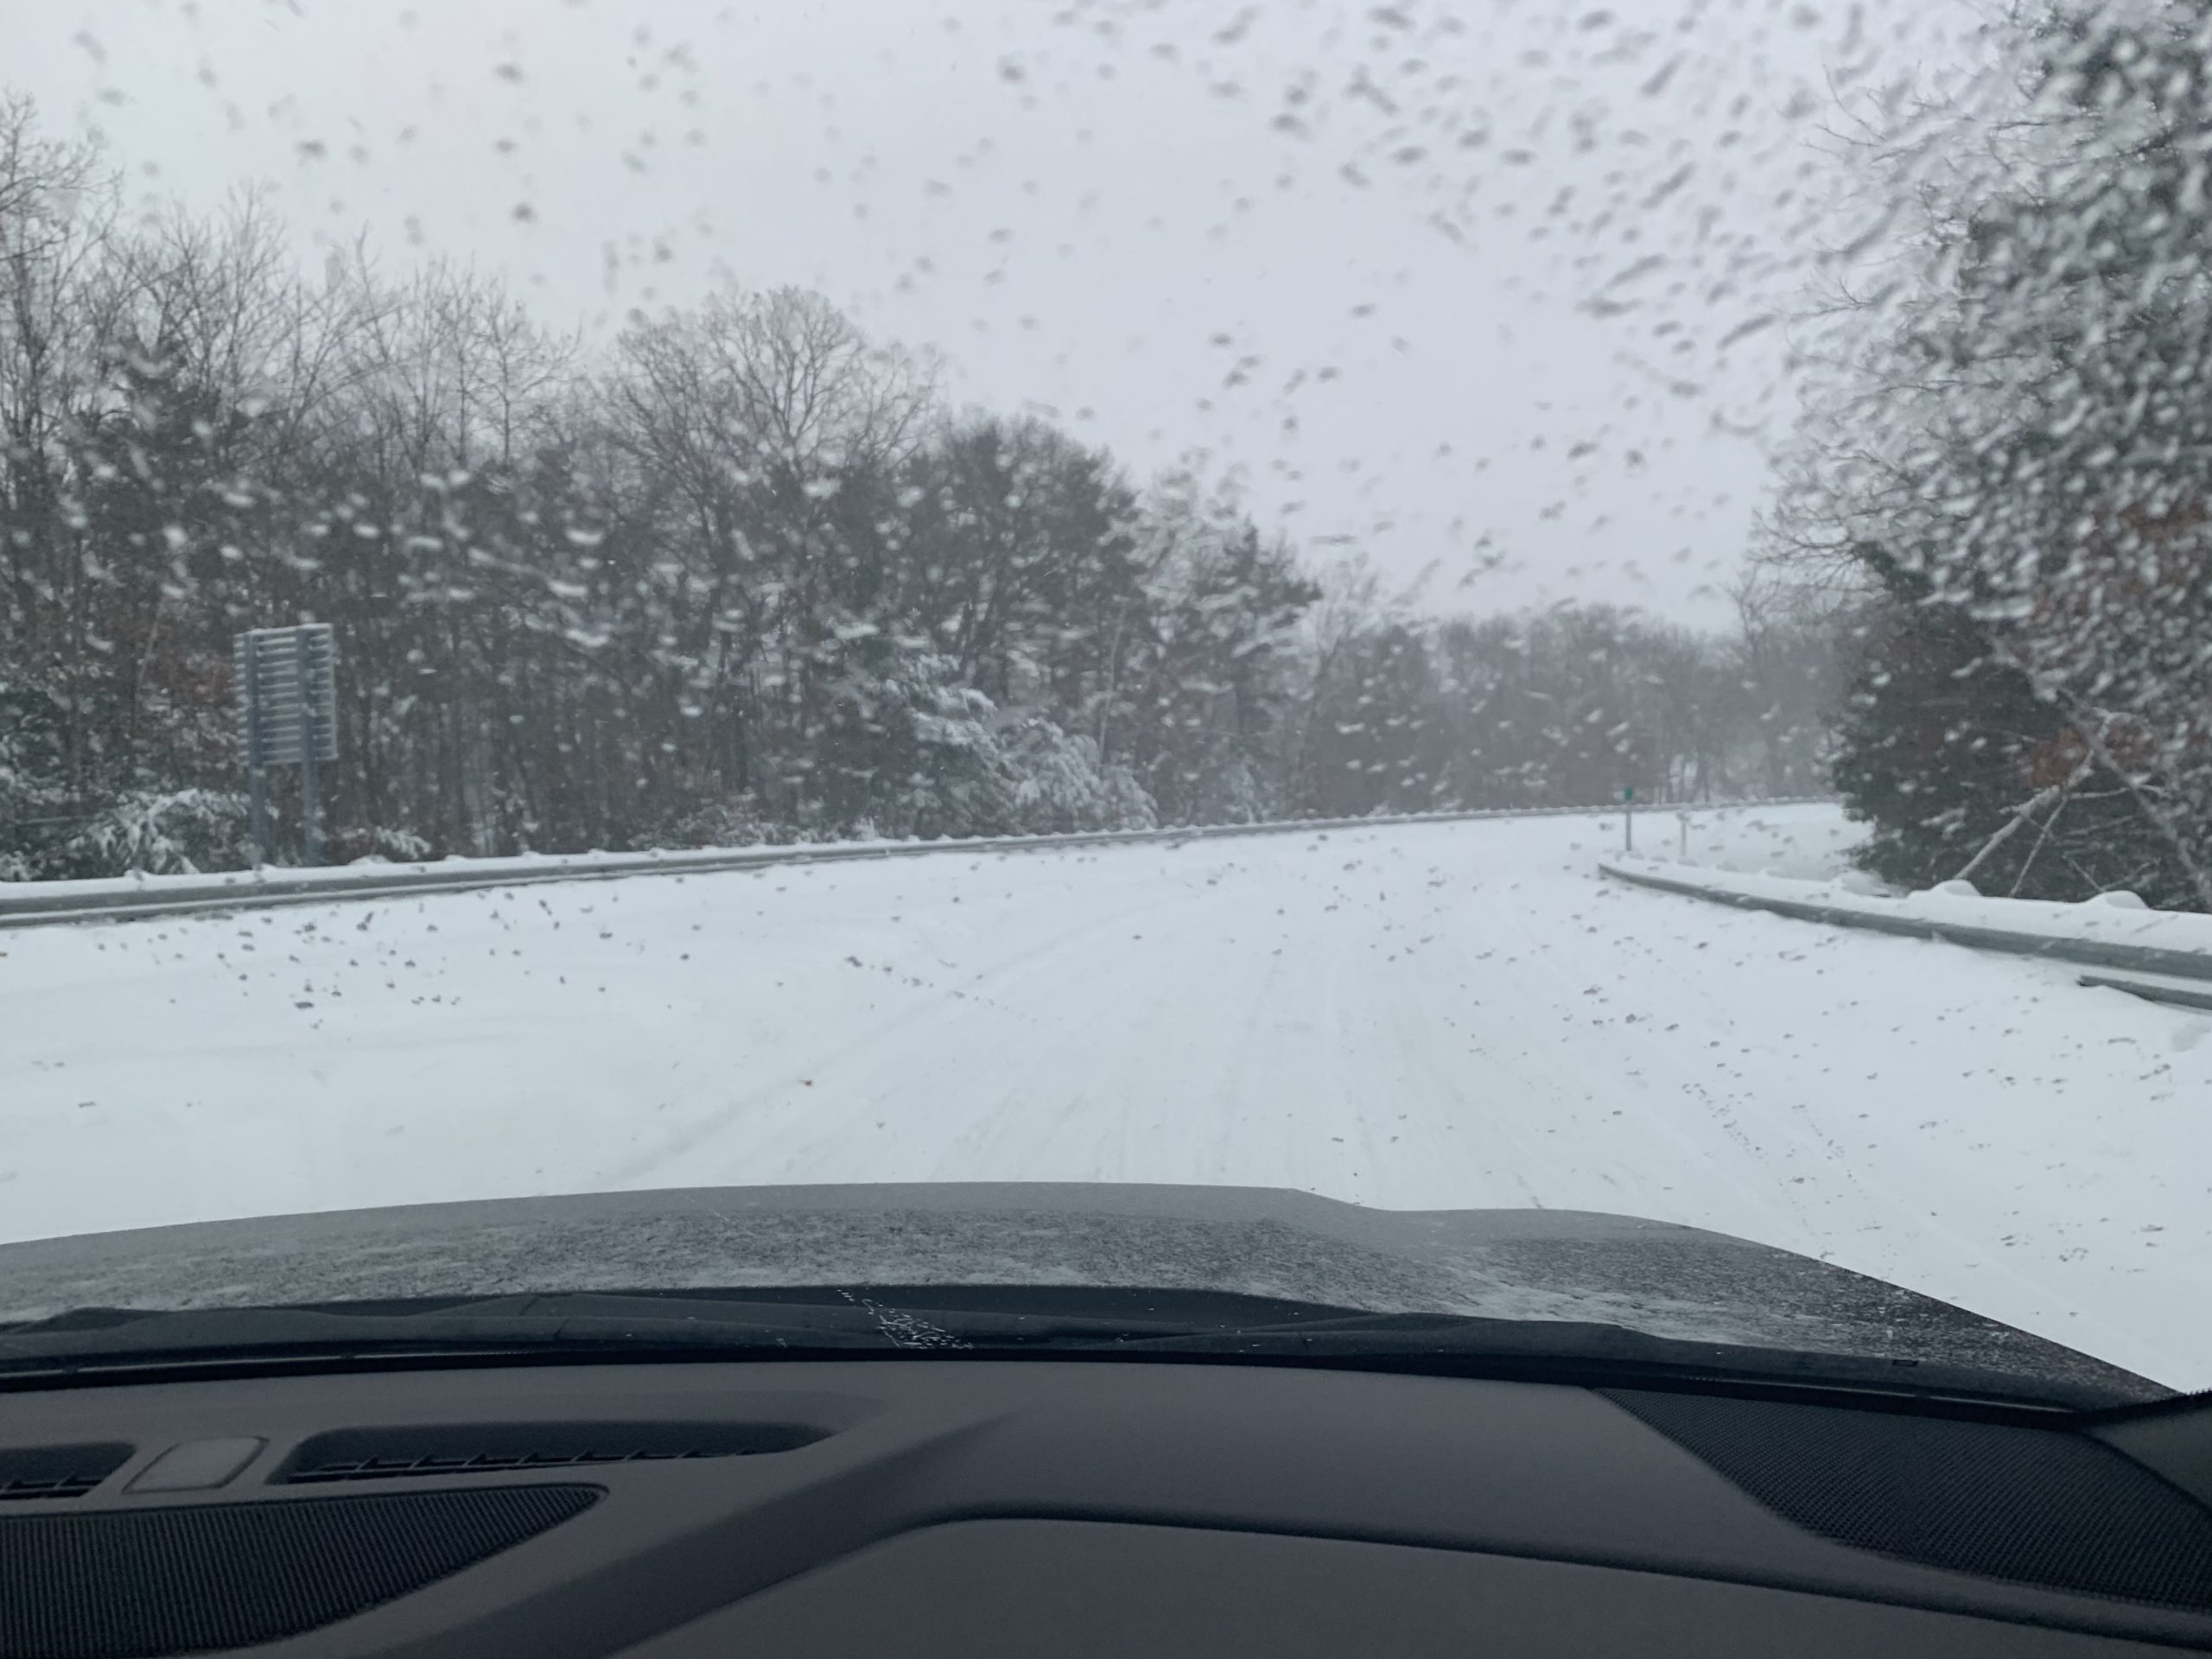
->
[859,650,1164,839]
[336,825,435,865]
[54,789,253,878]
[663,795,774,850]
[1001,719,1157,835]
[1191,754,1268,826]
[1,683,73,880]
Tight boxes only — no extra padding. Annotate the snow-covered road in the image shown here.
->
[3,804,2208,1388]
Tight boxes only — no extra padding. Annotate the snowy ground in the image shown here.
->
[1654,801,1868,878]
[3,801,2208,1389]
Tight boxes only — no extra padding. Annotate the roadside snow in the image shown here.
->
[0,800,1833,914]
[1605,801,1866,879]
[1607,855,2212,967]
[3,801,2208,1389]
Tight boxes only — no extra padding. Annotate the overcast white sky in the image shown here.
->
[13,0,1988,622]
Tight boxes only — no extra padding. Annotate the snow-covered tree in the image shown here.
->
[1774,0,2212,905]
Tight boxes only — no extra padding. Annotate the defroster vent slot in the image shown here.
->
[277,1421,826,1484]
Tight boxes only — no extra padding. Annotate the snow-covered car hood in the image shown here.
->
[0,1183,2154,1400]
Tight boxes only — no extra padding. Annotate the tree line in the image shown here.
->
[1,96,1829,879]
[1769,0,2212,911]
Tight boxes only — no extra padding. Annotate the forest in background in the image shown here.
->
[1,95,1834,879]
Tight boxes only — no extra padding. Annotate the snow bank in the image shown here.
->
[1599,801,1865,880]
[0,839,897,906]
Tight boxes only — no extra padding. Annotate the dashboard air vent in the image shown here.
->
[0,1445,132,1502]
[278,1421,825,1484]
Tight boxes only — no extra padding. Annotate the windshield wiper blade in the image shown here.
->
[1077,1311,2112,1410]
[0,1290,2121,1410]
[0,1289,1250,1378]
[0,1306,865,1379]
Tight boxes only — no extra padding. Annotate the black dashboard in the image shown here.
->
[3,1356,2209,1656]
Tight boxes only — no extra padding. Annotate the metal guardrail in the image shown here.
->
[1599,860,2212,986]
[2077,972,2212,1012]
[0,798,1834,931]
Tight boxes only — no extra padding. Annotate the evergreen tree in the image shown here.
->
[1828,548,2189,900]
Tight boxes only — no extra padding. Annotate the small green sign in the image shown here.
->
[1623,786,1635,803]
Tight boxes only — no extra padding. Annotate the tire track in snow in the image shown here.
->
[594,879,1208,1188]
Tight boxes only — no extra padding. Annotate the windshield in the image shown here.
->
[3,1,2207,1404]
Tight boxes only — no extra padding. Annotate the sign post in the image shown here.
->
[1623,785,1635,854]
[238,632,270,865]
[294,637,323,867]
[234,624,338,866]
